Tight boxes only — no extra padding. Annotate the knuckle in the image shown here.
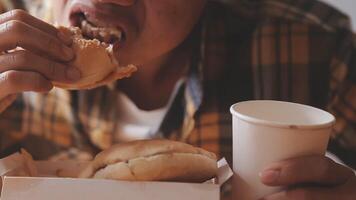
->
[9,9,28,21]
[2,70,20,86]
[2,20,25,49]
[5,20,24,35]
[9,51,27,64]
[6,53,17,64]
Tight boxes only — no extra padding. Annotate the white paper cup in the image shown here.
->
[230,100,335,200]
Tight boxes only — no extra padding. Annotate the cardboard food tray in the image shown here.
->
[0,153,233,200]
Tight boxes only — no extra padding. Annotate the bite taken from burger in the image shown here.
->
[53,13,137,90]
[79,139,218,183]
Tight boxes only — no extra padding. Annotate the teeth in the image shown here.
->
[80,19,123,44]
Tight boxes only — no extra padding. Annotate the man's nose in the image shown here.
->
[93,0,136,6]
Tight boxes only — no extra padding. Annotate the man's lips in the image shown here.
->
[69,4,127,45]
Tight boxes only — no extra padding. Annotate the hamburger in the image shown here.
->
[79,139,218,183]
[53,26,137,90]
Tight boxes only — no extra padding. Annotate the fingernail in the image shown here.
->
[57,31,72,45]
[66,67,81,81]
[62,46,75,60]
[259,169,280,184]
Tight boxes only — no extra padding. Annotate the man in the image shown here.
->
[0,0,355,199]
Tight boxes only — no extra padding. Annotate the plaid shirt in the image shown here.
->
[0,0,355,169]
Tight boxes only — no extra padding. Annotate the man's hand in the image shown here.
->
[0,9,81,112]
[259,156,356,200]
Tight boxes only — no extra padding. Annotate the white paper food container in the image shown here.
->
[0,153,233,200]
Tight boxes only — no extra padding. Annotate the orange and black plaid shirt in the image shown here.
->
[0,0,355,168]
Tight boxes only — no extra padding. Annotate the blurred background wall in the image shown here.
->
[321,0,356,31]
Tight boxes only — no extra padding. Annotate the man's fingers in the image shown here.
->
[260,156,354,186]
[0,20,74,61]
[0,9,72,45]
[0,50,81,82]
[0,70,53,97]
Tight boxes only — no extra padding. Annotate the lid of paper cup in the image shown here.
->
[230,100,335,130]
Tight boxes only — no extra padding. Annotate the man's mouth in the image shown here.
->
[70,13,126,45]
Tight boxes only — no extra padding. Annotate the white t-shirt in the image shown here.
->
[114,79,185,142]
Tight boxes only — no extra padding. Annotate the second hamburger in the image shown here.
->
[79,139,218,183]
